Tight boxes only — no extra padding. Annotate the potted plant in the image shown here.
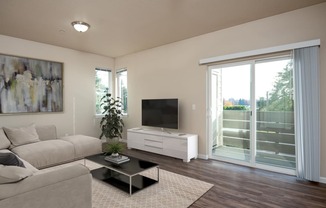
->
[99,89,124,141]
[104,141,125,156]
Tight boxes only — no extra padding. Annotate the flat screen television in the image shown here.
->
[141,98,179,129]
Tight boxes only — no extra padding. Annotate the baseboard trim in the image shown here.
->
[197,154,208,160]
[319,177,326,184]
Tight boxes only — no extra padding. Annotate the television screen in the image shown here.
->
[142,99,178,129]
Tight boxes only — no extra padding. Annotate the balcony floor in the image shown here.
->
[212,146,296,170]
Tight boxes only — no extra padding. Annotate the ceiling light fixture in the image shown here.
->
[71,21,90,32]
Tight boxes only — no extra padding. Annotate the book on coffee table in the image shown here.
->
[104,155,130,164]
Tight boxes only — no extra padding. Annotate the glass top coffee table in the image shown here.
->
[85,154,159,195]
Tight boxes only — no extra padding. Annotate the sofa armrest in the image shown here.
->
[0,164,92,208]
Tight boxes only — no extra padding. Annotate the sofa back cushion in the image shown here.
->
[35,125,57,141]
[0,129,11,150]
[3,124,40,147]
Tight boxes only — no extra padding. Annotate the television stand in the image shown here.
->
[127,128,198,162]
[160,128,172,134]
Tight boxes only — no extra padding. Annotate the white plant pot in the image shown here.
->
[111,153,119,157]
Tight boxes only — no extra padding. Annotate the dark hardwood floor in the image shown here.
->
[123,148,326,208]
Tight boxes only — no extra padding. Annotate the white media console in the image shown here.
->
[127,128,198,162]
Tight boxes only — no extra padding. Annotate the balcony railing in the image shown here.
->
[212,110,295,169]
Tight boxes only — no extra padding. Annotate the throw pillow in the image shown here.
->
[0,152,25,167]
[0,129,11,149]
[3,124,40,147]
[0,165,33,184]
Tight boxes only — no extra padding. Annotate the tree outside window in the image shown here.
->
[257,62,294,111]
[95,69,111,115]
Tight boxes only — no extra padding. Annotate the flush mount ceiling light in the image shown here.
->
[71,21,90,32]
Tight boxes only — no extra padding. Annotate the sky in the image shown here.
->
[219,59,291,101]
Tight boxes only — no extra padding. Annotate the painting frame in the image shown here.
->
[0,53,64,115]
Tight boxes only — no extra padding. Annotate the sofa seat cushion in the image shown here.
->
[11,140,75,169]
[60,135,102,159]
[0,165,33,184]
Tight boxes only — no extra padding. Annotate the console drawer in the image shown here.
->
[144,138,163,148]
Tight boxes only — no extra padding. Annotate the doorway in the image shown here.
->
[208,57,295,174]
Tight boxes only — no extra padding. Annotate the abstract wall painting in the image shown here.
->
[0,54,63,114]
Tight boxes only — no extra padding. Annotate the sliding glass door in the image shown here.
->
[208,56,295,173]
[255,59,295,170]
[209,63,252,162]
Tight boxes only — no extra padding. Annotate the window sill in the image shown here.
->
[94,114,104,119]
[94,114,128,119]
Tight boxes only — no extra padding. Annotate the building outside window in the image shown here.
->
[116,69,128,115]
[95,68,112,115]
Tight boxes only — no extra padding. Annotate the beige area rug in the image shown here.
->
[40,160,213,208]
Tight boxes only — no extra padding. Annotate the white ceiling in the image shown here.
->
[0,0,325,58]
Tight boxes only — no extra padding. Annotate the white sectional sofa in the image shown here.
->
[0,124,102,208]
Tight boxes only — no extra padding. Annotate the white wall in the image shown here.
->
[0,35,114,138]
[1,3,325,177]
[115,3,326,176]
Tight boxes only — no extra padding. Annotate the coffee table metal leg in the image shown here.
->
[129,176,132,196]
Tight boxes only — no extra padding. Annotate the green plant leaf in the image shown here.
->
[99,89,124,139]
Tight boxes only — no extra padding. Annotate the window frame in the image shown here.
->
[116,69,128,115]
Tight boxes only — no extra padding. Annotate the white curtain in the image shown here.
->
[294,46,320,182]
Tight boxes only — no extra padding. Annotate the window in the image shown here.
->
[116,69,128,115]
[95,68,112,115]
